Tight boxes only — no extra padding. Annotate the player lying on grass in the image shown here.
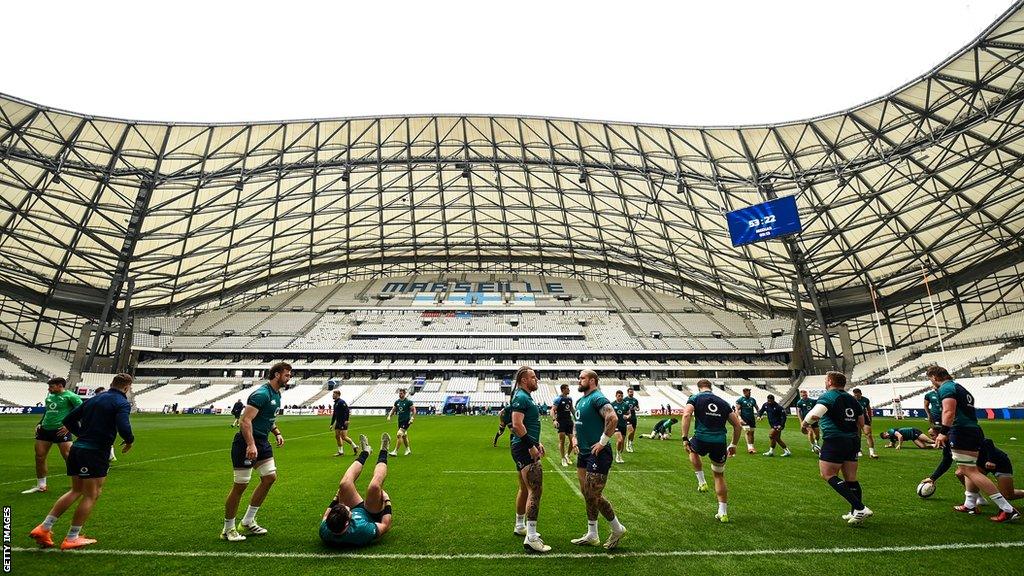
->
[880,427,934,449]
[642,417,678,439]
[319,433,394,548]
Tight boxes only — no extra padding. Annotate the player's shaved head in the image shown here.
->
[696,379,712,390]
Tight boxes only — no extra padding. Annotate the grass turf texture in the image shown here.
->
[3,414,1022,575]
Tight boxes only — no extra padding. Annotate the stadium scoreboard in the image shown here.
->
[726,196,802,247]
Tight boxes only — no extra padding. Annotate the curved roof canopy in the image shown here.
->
[2,2,1024,320]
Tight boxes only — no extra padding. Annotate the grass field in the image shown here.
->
[3,413,1023,575]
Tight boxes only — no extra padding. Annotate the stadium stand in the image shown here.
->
[0,341,71,379]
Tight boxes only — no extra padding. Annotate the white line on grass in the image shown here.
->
[11,540,1024,561]
[443,470,676,474]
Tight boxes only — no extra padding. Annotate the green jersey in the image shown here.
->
[623,396,639,417]
[895,427,919,439]
[393,398,414,422]
[937,380,979,429]
[653,418,674,433]
[687,390,732,443]
[509,388,540,446]
[735,396,757,417]
[319,506,378,547]
[611,400,629,424]
[245,383,281,438]
[795,397,817,419]
[816,389,863,439]
[40,390,83,430]
[499,405,512,426]
[924,390,942,422]
[575,389,611,453]
[856,396,871,414]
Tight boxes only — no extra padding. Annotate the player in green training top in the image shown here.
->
[643,417,678,439]
[795,390,821,454]
[222,361,289,542]
[682,379,743,522]
[493,404,513,447]
[508,366,550,553]
[924,389,943,431]
[23,377,82,494]
[570,369,627,550]
[880,427,934,449]
[610,390,629,464]
[851,388,879,459]
[927,365,1020,522]
[320,433,394,548]
[624,388,640,452]
[386,388,415,456]
[734,388,759,454]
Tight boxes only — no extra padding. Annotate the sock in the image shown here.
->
[37,477,46,488]
[964,491,978,507]
[869,447,877,455]
[242,505,259,524]
[609,516,624,532]
[67,525,82,539]
[42,515,58,530]
[337,446,344,454]
[746,442,754,450]
[515,513,526,528]
[357,451,369,465]
[718,501,728,516]
[989,492,1015,513]
[224,518,236,532]
[377,450,389,464]
[587,520,598,537]
[827,476,863,511]
[695,471,706,484]
[847,481,863,512]
[526,520,537,538]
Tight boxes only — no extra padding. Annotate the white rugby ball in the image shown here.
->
[917,481,936,498]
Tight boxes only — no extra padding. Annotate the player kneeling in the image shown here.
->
[320,434,394,548]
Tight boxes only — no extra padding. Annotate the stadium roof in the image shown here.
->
[2,1,1024,321]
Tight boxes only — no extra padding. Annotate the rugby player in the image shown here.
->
[230,398,244,427]
[23,377,82,494]
[611,390,629,463]
[757,394,791,457]
[570,369,627,550]
[734,388,759,454]
[643,417,678,439]
[89,387,117,462]
[29,373,134,549]
[681,379,742,522]
[803,371,873,524]
[509,366,550,553]
[624,388,640,452]
[493,404,512,447]
[386,388,414,456]
[551,383,575,466]
[880,427,934,449]
[851,388,879,459]
[927,365,1019,522]
[795,390,821,453]
[221,362,289,542]
[319,433,394,548]
[953,438,1023,513]
[330,390,358,457]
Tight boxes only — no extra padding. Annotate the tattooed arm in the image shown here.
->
[590,403,618,456]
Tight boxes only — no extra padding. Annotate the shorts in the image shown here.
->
[949,426,984,452]
[398,420,412,431]
[511,442,535,471]
[740,414,756,428]
[819,436,860,464]
[334,421,349,431]
[36,427,72,443]
[556,420,574,435]
[689,438,727,464]
[862,413,872,426]
[985,452,1014,477]
[66,445,110,479]
[616,421,628,435]
[803,420,819,429]
[577,445,613,475]
[907,428,924,439]
[231,433,273,468]
[627,415,638,428]
[337,500,388,523]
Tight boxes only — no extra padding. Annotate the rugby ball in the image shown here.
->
[916,481,936,498]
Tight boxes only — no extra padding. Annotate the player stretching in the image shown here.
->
[803,371,872,524]
[319,433,394,547]
[551,384,575,466]
[681,379,742,522]
[570,369,627,549]
[927,365,1019,522]
[851,388,878,459]
[509,366,550,552]
[330,390,358,456]
[386,388,414,456]
[493,404,512,447]
[953,438,1023,512]
[29,373,134,549]
[611,390,629,463]
[795,390,820,453]
[222,362,289,542]
[23,377,82,494]
[624,388,640,452]
[757,394,791,457]
[643,417,678,439]
[880,427,934,449]
[734,388,758,454]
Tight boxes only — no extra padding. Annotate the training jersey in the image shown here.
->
[856,396,872,416]
[65,388,134,451]
[611,400,629,425]
[686,390,731,443]
[246,384,282,438]
[499,405,512,427]
[331,398,350,426]
[653,418,673,433]
[896,427,919,439]
[40,390,83,430]
[815,389,863,440]
[795,397,817,419]
[735,396,758,418]
[937,380,979,429]
[319,506,378,547]
[623,396,639,418]
[393,398,414,422]
[552,395,574,423]
[924,390,942,424]
[230,401,244,418]
[758,402,787,428]
[575,389,611,453]
[510,388,540,446]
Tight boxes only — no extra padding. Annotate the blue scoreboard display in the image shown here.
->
[726,196,802,247]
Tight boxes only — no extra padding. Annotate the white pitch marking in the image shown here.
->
[443,470,676,474]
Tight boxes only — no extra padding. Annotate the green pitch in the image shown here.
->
[3,414,1022,575]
